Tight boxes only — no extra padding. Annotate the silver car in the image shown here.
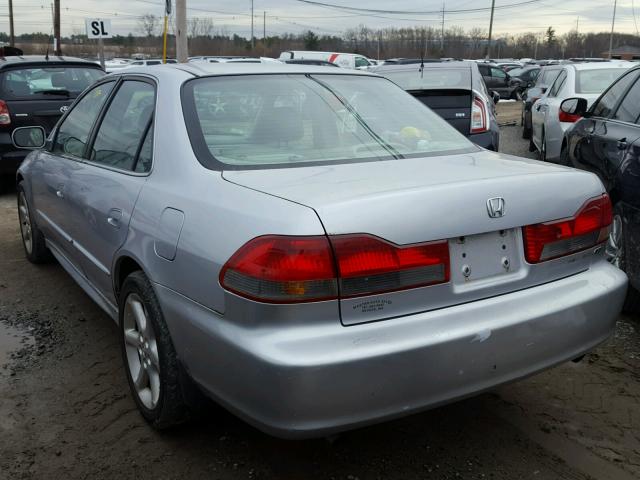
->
[530,62,632,162]
[14,63,627,438]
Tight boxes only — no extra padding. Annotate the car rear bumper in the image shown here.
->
[155,261,626,439]
[0,134,28,175]
[469,129,498,151]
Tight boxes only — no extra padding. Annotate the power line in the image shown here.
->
[291,0,549,15]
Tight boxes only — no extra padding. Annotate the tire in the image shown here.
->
[607,204,640,313]
[17,183,51,264]
[559,144,570,166]
[120,271,191,429]
[540,131,547,161]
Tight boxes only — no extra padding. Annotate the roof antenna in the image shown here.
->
[420,47,425,79]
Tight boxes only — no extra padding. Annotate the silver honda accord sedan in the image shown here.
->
[14,63,627,438]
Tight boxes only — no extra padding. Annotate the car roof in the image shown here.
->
[567,61,633,71]
[125,62,379,78]
[373,61,473,71]
[0,55,101,69]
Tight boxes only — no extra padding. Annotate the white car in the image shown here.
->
[531,62,633,162]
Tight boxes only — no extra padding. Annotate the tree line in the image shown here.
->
[2,20,637,60]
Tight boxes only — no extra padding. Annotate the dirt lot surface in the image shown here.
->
[1,102,640,480]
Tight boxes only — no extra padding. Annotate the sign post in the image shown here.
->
[85,19,113,70]
[163,0,171,64]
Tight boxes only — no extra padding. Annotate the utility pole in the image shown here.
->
[486,0,496,59]
[440,2,445,54]
[176,0,188,62]
[263,11,266,41]
[8,0,14,47]
[576,16,579,33]
[251,0,255,51]
[608,0,617,59]
[53,0,61,55]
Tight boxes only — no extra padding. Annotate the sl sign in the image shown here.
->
[85,19,112,39]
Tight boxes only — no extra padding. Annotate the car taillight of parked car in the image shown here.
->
[470,97,488,134]
[0,100,11,125]
[558,110,582,123]
[523,194,612,263]
[219,234,450,303]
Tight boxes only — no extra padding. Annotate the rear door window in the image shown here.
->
[52,81,115,158]
[89,80,155,171]
[591,70,639,118]
[538,68,560,86]
[612,78,640,123]
[547,70,567,97]
[490,67,506,79]
[0,66,104,99]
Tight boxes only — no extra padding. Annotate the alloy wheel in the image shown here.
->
[606,214,624,269]
[18,192,33,255]
[123,293,161,410]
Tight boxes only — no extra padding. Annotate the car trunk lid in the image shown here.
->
[223,150,605,324]
[5,98,73,133]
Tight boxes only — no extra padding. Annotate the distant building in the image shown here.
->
[601,45,640,60]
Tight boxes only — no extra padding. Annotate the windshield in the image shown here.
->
[576,68,629,94]
[380,68,471,90]
[0,66,104,99]
[184,74,475,168]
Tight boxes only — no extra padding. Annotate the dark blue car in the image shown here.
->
[561,64,640,311]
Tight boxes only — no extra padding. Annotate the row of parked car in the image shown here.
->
[0,52,631,439]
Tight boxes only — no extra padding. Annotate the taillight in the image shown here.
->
[0,100,10,125]
[559,110,581,123]
[220,234,450,303]
[219,236,338,303]
[331,235,450,298]
[471,97,487,133]
[523,194,612,263]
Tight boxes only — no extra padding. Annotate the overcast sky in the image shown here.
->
[2,0,638,38]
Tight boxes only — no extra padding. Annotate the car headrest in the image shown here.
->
[51,72,68,88]
[6,80,30,96]
[252,106,304,144]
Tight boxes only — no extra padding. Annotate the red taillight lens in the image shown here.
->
[220,234,450,303]
[331,235,450,297]
[0,100,10,125]
[471,97,487,134]
[559,110,581,123]
[219,235,338,303]
[523,194,612,263]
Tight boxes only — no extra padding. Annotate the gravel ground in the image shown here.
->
[1,102,639,480]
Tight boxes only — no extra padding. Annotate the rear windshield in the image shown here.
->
[183,74,475,168]
[576,68,629,94]
[0,66,104,99]
[381,68,471,90]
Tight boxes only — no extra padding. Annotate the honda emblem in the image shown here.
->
[487,197,506,218]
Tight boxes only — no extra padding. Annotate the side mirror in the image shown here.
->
[492,91,500,104]
[12,126,46,149]
[561,97,588,117]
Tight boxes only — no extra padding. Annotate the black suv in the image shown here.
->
[0,56,104,190]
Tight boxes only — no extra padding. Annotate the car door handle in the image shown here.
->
[617,138,628,150]
[107,208,123,229]
[56,190,64,199]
